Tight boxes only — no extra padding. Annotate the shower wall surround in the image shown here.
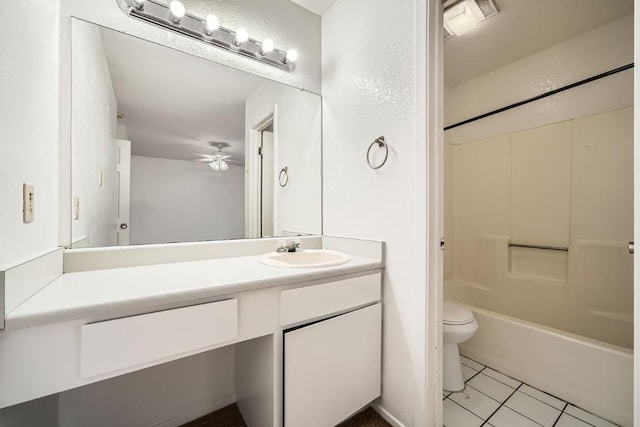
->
[445,106,633,348]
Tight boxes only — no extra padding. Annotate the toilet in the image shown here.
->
[443,301,478,392]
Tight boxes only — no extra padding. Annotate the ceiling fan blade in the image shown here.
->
[191,158,214,162]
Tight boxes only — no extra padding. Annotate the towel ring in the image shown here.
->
[279,167,289,187]
[367,136,388,169]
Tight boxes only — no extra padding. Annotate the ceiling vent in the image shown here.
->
[443,0,499,40]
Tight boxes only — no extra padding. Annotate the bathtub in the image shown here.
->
[457,303,633,427]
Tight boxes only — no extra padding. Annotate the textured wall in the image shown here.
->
[0,0,60,268]
[71,20,119,248]
[322,0,418,424]
[130,156,245,244]
[61,0,321,93]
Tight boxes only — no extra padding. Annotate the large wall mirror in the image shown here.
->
[70,19,321,248]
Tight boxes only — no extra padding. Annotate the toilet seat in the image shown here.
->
[443,302,474,325]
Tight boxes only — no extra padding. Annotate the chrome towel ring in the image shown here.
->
[279,167,289,187]
[367,136,388,170]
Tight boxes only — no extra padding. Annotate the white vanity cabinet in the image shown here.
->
[281,273,382,427]
[0,237,384,427]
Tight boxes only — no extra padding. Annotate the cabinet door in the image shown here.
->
[284,303,381,427]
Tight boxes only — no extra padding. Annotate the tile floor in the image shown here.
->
[443,355,620,427]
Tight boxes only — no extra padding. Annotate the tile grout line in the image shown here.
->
[562,412,600,427]
[480,382,523,426]
[465,383,504,405]
[443,396,485,424]
[479,368,523,389]
[552,402,569,427]
[517,386,566,412]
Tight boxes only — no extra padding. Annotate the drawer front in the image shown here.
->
[80,299,238,378]
[281,272,381,326]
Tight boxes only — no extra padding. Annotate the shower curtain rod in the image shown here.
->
[444,63,634,131]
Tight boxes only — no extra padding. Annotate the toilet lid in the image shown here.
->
[443,302,474,325]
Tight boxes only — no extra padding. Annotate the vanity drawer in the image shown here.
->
[281,272,381,326]
[80,299,238,378]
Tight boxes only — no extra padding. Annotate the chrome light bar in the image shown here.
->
[116,0,297,72]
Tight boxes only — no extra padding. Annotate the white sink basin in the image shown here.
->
[260,249,350,268]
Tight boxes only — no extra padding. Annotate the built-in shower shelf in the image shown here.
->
[508,244,569,283]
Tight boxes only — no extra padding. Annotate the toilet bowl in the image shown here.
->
[443,301,478,392]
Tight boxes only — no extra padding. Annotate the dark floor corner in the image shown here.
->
[181,404,391,427]
[181,404,247,427]
[337,407,392,427]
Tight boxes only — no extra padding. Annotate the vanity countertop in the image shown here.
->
[5,253,382,330]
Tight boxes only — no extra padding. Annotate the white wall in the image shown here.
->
[71,20,119,248]
[323,0,422,425]
[245,81,322,237]
[130,156,245,245]
[446,14,634,144]
[0,0,60,268]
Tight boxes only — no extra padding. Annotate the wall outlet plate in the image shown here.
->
[23,183,34,223]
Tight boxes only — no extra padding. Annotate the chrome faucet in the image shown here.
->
[277,240,302,253]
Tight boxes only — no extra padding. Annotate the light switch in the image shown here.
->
[23,183,34,223]
[74,196,80,220]
[98,170,103,187]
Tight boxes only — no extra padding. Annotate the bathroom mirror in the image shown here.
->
[70,19,321,248]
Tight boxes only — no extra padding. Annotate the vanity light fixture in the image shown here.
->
[443,0,498,40]
[116,0,298,71]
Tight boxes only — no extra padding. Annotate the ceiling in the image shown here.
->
[290,0,338,16]
[444,0,634,86]
[101,27,265,163]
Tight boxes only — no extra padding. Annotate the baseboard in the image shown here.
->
[370,402,407,427]
[153,394,236,427]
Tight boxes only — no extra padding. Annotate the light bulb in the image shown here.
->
[169,1,185,24]
[260,39,274,55]
[204,14,220,35]
[132,0,145,9]
[284,49,298,63]
[234,28,249,46]
[209,160,229,172]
